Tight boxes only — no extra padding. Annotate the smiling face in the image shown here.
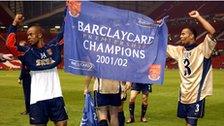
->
[27,26,43,46]
[180,28,196,46]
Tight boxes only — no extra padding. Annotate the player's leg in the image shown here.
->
[185,99,205,126]
[109,106,119,126]
[29,101,48,126]
[49,97,68,126]
[54,120,67,126]
[118,86,127,126]
[118,101,125,126]
[23,75,31,114]
[126,90,139,123]
[140,84,151,122]
[94,91,109,126]
[177,101,188,125]
[140,92,149,122]
[107,92,121,126]
[97,106,109,126]
[186,119,198,126]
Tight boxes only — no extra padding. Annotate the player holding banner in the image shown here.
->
[6,4,69,126]
[163,10,217,126]
[84,76,122,126]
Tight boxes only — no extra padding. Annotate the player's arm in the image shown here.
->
[6,14,24,57]
[154,19,179,60]
[48,0,80,47]
[189,11,217,58]
[166,45,180,61]
[48,1,81,47]
[47,2,73,47]
[47,10,65,47]
[189,10,216,38]
[84,76,93,94]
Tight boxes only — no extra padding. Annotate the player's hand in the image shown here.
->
[189,10,200,18]
[13,14,24,26]
[18,79,22,85]
[2,54,13,61]
[155,19,162,24]
[84,88,89,95]
[66,0,81,17]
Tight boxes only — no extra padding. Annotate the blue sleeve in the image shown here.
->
[7,25,17,34]
[47,7,67,46]
[17,45,30,52]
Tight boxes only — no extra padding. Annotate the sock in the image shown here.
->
[129,102,135,119]
[141,104,148,118]
[118,111,125,126]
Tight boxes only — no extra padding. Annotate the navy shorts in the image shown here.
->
[177,99,205,125]
[94,91,121,107]
[131,83,152,94]
[29,97,68,125]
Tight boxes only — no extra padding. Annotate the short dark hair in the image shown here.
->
[29,25,43,33]
[182,26,197,39]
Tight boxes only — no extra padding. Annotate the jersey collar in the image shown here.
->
[184,43,197,51]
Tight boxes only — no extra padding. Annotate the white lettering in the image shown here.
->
[127,33,134,42]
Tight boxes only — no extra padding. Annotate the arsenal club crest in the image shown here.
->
[47,49,53,56]
[148,64,161,81]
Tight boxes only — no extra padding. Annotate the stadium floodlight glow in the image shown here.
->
[55,26,60,29]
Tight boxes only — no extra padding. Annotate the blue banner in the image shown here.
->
[64,2,168,84]
[80,93,98,126]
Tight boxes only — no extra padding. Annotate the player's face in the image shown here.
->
[27,27,41,46]
[180,28,194,46]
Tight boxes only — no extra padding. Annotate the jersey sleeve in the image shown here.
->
[166,44,180,60]
[6,25,25,57]
[47,25,64,46]
[47,7,66,47]
[198,34,217,58]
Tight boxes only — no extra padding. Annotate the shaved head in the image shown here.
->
[28,25,43,35]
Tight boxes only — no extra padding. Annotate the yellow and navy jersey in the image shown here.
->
[167,34,216,104]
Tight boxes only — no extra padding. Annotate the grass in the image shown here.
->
[0,69,223,126]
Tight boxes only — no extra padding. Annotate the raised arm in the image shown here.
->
[6,14,24,57]
[189,10,216,38]
[48,1,81,46]
[47,15,65,46]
